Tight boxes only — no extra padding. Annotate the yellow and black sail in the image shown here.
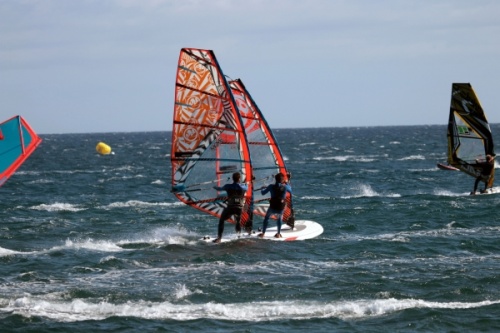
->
[447,83,495,188]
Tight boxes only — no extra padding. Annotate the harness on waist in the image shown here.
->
[226,188,245,208]
[269,184,286,210]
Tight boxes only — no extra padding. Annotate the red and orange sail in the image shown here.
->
[229,79,294,225]
[0,115,42,187]
[171,48,254,228]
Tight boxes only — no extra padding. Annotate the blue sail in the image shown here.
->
[0,115,42,187]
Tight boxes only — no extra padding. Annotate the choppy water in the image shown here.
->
[1,126,500,332]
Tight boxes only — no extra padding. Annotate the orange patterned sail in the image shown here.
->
[171,48,254,228]
[229,79,295,226]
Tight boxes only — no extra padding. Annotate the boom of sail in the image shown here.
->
[170,48,254,228]
[447,83,495,188]
[0,115,42,187]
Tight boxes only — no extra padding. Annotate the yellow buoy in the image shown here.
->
[96,142,112,155]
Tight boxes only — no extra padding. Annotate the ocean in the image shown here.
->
[1,125,500,332]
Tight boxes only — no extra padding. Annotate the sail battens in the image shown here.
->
[176,83,231,102]
[173,120,238,132]
[171,157,250,164]
[178,65,197,74]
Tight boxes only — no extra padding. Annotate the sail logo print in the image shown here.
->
[458,125,470,135]
[461,100,474,115]
[182,126,199,144]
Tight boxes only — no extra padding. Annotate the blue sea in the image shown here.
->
[1,125,500,332]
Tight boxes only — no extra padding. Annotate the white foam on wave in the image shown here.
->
[0,225,199,258]
[302,195,330,200]
[30,203,87,212]
[399,155,425,160]
[27,179,54,184]
[409,168,438,172]
[351,224,500,242]
[174,283,200,300]
[0,246,23,257]
[341,184,401,199]
[100,201,183,209]
[59,239,124,252]
[313,155,376,162]
[117,225,199,246]
[3,296,499,322]
[433,189,465,197]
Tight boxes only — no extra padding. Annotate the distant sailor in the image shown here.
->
[212,172,248,243]
[259,173,292,238]
[471,154,495,195]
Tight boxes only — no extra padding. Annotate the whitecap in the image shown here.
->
[3,296,499,322]
[30,203,86,212]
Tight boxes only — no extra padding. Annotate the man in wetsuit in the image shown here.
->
[212,172,248,243]
[259,172,292,238]
[471,154,495,195]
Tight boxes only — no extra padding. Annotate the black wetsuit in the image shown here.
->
[214,182,247,239]
[473,160,494,193]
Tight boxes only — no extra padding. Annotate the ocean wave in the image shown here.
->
[117,225,199,247]
[0,247,23,257]
[313,155,376,162]
[341,184,401,199]
[100,201,183,209]
[30,203,87,212]
[2,296,499,322]
[399,155,425,160]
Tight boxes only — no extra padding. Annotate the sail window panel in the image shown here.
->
[0,116,42,187]
[0,119,24,171]
[453,113,486,162]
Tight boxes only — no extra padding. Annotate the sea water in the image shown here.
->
[1,126,500,332]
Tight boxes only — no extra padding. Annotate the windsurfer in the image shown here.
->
[212,172,248,243]
[259,173,292,238]
[471,154,495,195]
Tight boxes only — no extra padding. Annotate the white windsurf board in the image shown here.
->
[201,220,323,243]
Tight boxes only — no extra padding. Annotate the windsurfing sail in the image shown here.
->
[171,48,254,228]
[447,83,495,188]
[0,115,42,187]
[229,79,295,226]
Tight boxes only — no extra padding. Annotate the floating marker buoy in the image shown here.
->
[96,142,112,155]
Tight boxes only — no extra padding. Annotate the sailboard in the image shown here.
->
[170,48,323,242]
[436,163,459,171]
[444,83,495,192]
[201,220,324,243]
[0,115,42,187]
[170,48,254,229]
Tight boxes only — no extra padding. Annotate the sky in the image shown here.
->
[1,0,499,134]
